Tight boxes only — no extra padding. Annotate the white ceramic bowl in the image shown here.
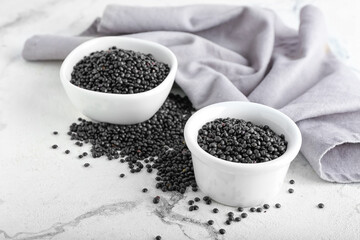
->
[60,37,177,124]
[184,101,302,207]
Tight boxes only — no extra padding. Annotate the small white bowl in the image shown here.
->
[60,37,177,124]
[184,101,302,207]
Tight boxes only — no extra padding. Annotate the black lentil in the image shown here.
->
[234,217,241,222]
[194,197,200,202]
[155,236,161,240]
[153,196,160,204]
[68,94,195,193]
[197,118,287,163]
[78,155,83,159]
[82,152,88,157]
[193,205,199,210]
[207,220,214,225]
[65,150,70,154]
[227,212,234,217]
[52,144,58,149]
[142,188,148,193]
[241,212,248,218]
[237,207,244,212]
[263,204,270,209]
[188,200,194,205]
[256,207,263,213]
[189,206,194,211]
[318,203,324,209]
[83,163,90,167]
[275,203,281,208]
[70,47,170,94]
[53,131,58,135]
[288,188,294,193]
[250,207,256,212]
[119,173,125,178]
[219,229,226,235]
[225,220,231,225]
[289,179,295,184]
[213,208,219,213]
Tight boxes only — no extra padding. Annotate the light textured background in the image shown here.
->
[0,0,359,239]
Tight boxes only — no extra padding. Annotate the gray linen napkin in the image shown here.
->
[22,5,360,183]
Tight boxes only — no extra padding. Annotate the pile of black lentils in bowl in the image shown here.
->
[197,118,288,163]
[70,46,170,94]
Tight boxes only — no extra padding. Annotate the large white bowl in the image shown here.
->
[184,101,302,207]
[60,37,177,124]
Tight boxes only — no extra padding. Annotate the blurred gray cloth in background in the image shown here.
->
[22,5,360,183]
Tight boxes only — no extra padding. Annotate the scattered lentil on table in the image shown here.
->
[67,94,195,194]
[51,88,324,236]
[318,203,325,209]
[153,196,160,204]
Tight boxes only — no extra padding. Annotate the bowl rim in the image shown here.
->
[184,101,302,171]
[59,36,178,98]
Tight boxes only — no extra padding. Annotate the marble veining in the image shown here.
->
[0,201,137,240]
[0,10,46,31]
[153,193,220,240]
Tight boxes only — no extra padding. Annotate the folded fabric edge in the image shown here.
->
[22,35,38,61]
[22,35,93,61]
[318,138,360,183]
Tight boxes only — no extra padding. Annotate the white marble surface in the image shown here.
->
[1,0,360,239]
